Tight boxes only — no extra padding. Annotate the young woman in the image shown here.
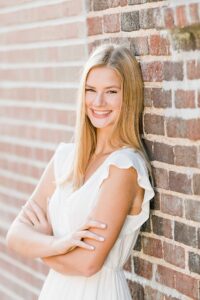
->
[6,43,155,299]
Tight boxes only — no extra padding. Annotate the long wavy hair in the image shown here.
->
[56,43,153,191]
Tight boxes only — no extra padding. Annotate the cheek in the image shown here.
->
[85,95,94,107]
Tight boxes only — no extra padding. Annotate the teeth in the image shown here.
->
[93,110,111,115]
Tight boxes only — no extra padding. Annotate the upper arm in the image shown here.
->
[83,164,144,273]
[8,150,56,229]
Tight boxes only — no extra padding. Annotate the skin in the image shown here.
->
[85,66,123,154]
[6,66,144,277]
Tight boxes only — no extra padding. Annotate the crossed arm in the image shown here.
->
[6,152,143,277]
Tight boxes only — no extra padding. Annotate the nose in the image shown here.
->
[93,92,105,106]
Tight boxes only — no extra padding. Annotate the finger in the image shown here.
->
[79,219,107,231]
[71,239,95,251]
[29,201,47,224]
[46,197,51,224]
[18,215,32,226]
[76,230,105,242]
[22,207,39,225]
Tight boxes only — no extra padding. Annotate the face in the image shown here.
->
[85,66,122,131]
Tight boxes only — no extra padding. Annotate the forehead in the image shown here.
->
[86,66,121,86]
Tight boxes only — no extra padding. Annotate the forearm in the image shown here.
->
[42,246,94,277]
[6,222,57,259]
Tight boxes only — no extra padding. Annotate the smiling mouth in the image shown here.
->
[91,109,112,118]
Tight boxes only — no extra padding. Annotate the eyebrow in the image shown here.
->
[85,84,121,89]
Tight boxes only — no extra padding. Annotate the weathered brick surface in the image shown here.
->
[160,194,183,217]
[174,221,197,248]
[142,236,163,258]
[133,257,153,279]
[189,252,200,275]
[152,215,173,239]
[174,145,198,167]
[163,242,185,269]
[156,265,199,299]
[169,171,192,194]
[121,11,140,31]
[2,0,200,299]
[144,114,165,135]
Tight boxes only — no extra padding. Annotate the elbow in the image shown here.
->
[5,230,14,251]
[83,263,101,277]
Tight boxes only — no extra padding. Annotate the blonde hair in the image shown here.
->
[57,43,153,191]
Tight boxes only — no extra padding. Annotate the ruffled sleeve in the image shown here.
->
[97,148,155,235]
[53,142,74,183]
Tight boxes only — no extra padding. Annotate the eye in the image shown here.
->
[85,88,95,92]
[107,90,117,94]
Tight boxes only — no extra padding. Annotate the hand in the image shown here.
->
[51,219,107,255]
[19,200,53,236]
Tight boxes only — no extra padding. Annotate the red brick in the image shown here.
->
[144,88,152,107]
[152,215,173,239]
[189,252,200,275]
[121,11,140,32]
[103,14,120,33]
[144,114,165,135]
[175,89,195,108]
[176,272,199,299]
[144,286,165,300]
[0,22,85,44]
[0,1,83,26]
[166,118,200,140]
[142,236,163,258]
[140,8,159,29]
[133,257,153,279]
[189,3,200,24]
[108,0,120,8]
[149,35,170,56]
[150,191,160,210]
[157,266,199,299]
[151,88,172,108]
[156,265,175,288]
[163,61,184,81]
[164,7,175,29]
[130,36,149,56]
[193,174,200,195]
[128,281,144,299]
[141,217,151,233]
[152,167,168,190]
[169,171,192,195]
[198,90,200,107]
[153,142,174,164]
[120,0,127,6]
[133,234,142,251]
[87,17,102,36]
[187,60,200,79]
[0,44,86,63]
[0,66,81,82]
[176,5,188,28]
[174,221,197,247]
[161,194,183,217]
[174,145,197,167]
[153,7,165,30]
[123,256,131,272]
[185,199,200,222]
[93,0,109,10]
[163,242,185,268]
[141,61,164,82]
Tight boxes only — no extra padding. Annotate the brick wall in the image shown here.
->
[1,0,200,299]
[87,0,200,299]
[0,0,88,299]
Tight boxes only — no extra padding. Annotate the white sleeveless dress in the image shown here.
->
[38,142,155,300]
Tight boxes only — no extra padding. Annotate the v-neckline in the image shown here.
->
[80,146,133,189]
